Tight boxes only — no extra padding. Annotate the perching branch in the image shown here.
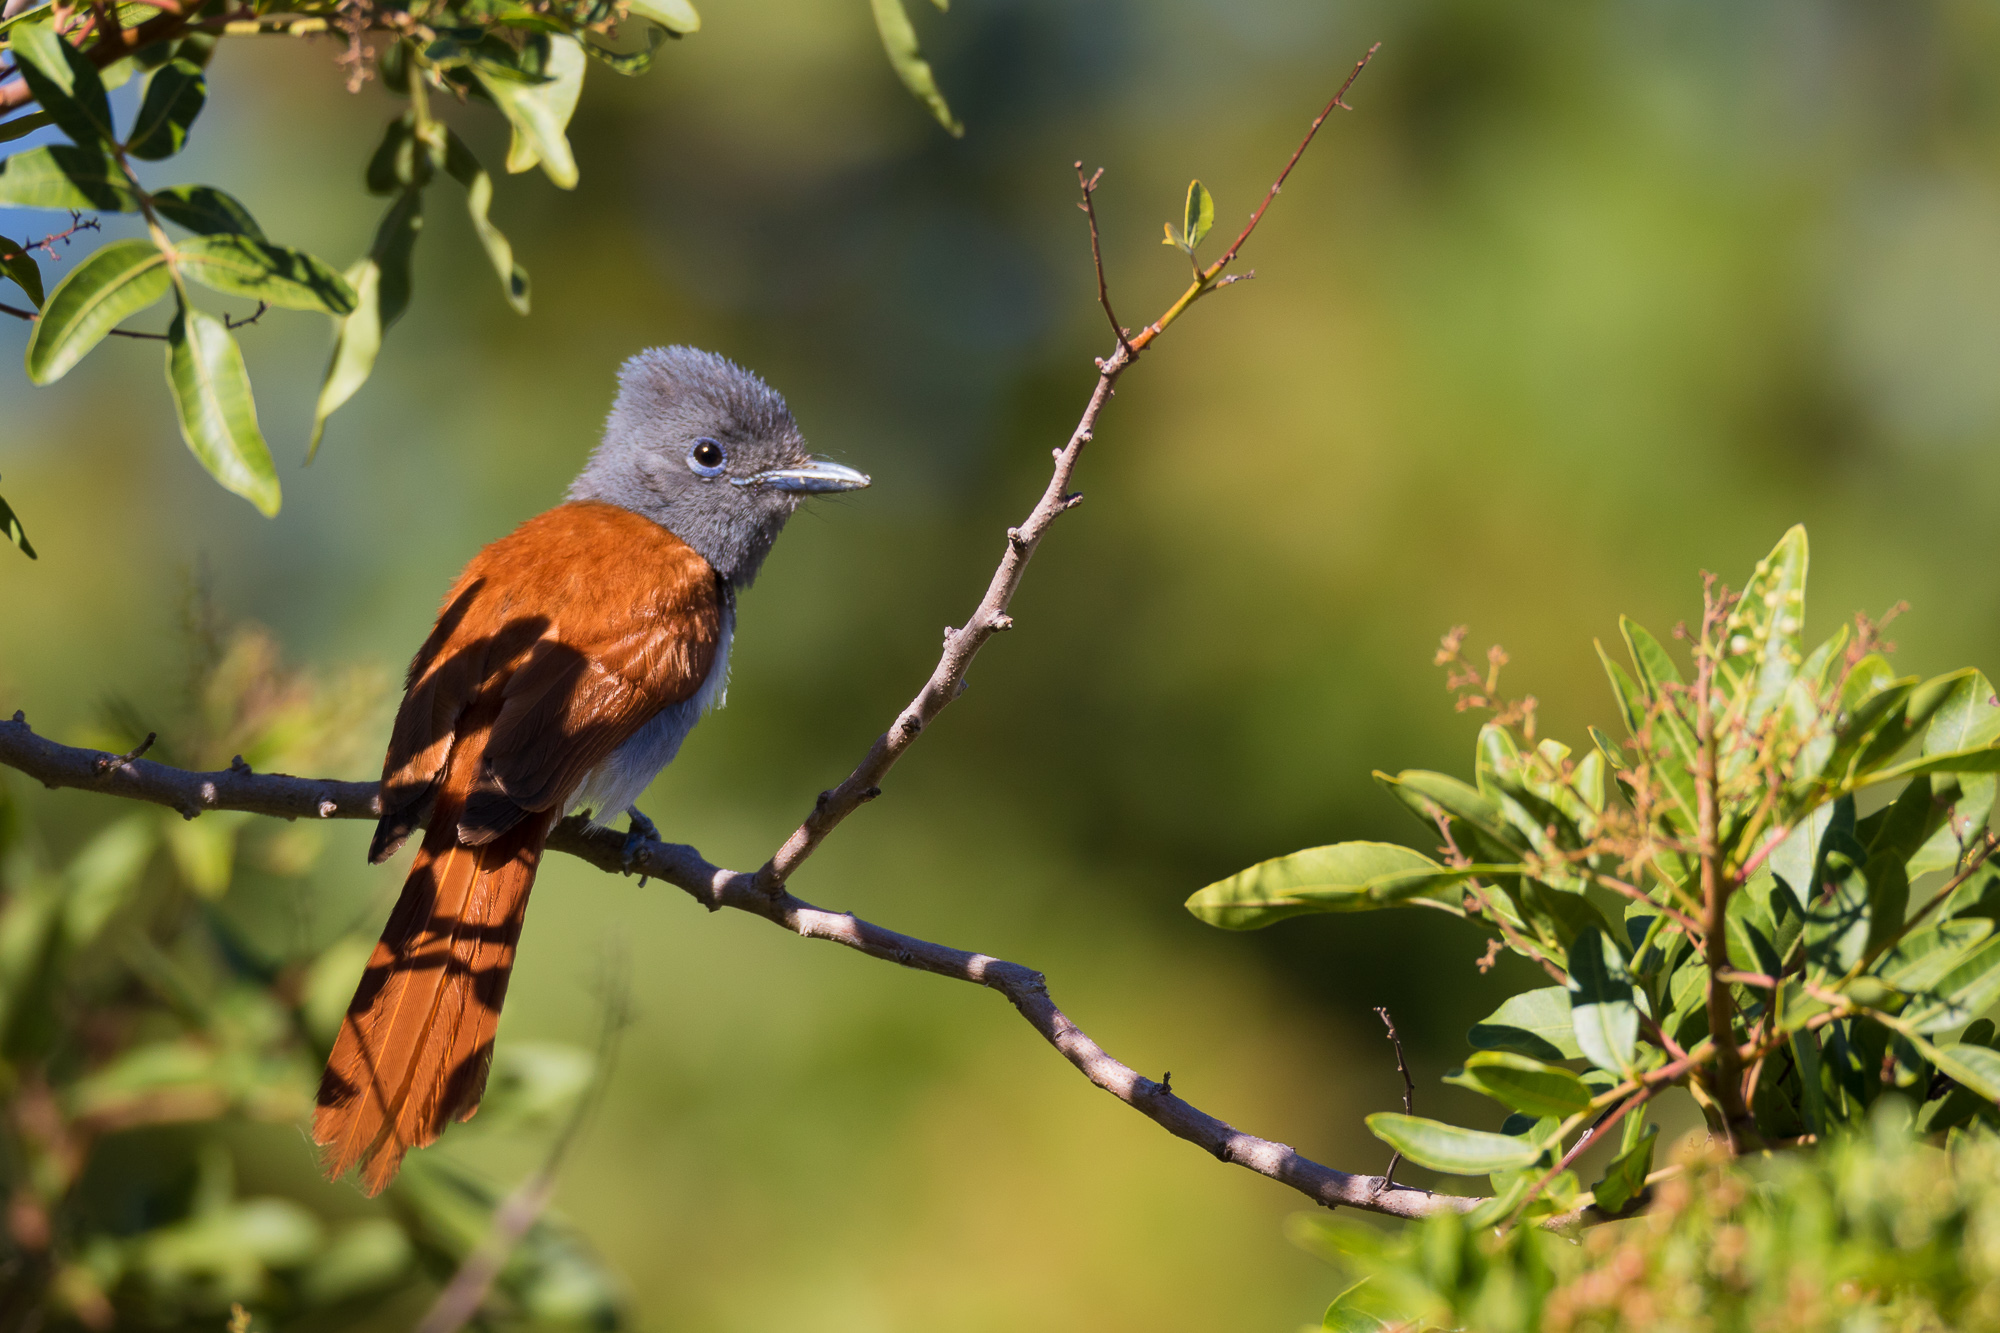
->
[0,56,1492,1224]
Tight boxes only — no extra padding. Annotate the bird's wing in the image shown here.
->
[371,501,723,860]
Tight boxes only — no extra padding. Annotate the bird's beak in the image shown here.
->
[737,458,872,493]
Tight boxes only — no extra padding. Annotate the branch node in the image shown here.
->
[10,711,24,726]
[989,614,1014,632]
[1006,528,1027,551]
[317,799,337,819]
[230,754,252,774]
[859,786,882,803]
[1060,492,1084,510]
[1157,1071,1173,1097]
[899,715,923,739]
[93,733,156,773]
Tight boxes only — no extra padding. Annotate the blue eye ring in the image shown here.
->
[687,438,727,478]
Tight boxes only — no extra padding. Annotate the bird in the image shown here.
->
[312,346,869,1195]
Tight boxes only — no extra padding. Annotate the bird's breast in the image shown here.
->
[567,603,734,823]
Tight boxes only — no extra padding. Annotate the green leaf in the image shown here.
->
[868,0,963,138]
[474,33,586,188]
[0,233,43,307]
[627,0,700,32]
[1446,1051,1593,1119]
[165,305,280,516]
[1364,1113,1542,1176]
[1568,927,1639,1073]
[299,1219,413,1306]
[1589,1124,1658,1216]
[1376,768,1527,860]
[1184,841,1481,929]
[173,233,356,313]
[1181,179,1214,250]
[0,111,55,143]
[584,25,668,75]
[24,237,171,384]
[1878,918,1993,993]
[0,144,137,211]
[0,478,36,559]
[151,183,267,240]
[0,2,51,35]
[309,189,421,460]
[365,112,436,195]
[1468,986,1584,1061]
[1904,936,2000,1033]
[10,19,115,147]
[125,58,206,160]
[443,130,529,313]
[63,814,155,945]
[1719,525,1808,725]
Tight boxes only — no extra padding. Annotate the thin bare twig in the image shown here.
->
[0,299,271,341]
[1371,1006,1414,1193]
[1073,162,1133,361]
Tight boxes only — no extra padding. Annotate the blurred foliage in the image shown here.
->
[0,618,625,1330]
[1295,1103,2000,1332]
[1194,529,2000,1223]
[0,0,958,522]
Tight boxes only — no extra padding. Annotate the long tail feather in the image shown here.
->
[313,802,556,1195]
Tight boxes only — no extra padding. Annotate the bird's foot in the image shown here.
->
[622,806,662,879]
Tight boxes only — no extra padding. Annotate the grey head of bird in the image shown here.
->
[568,345,870,587]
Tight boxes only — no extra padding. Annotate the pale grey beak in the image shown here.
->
[738,458,871,493]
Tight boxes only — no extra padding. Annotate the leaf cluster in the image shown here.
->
[1189,527,2000,1223]
[0,622,623,1329]
[1298,1104,2000,1332]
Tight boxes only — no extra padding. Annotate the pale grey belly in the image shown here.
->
[567,610,733,823]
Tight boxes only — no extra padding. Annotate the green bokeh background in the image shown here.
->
[8,0,2000,1327]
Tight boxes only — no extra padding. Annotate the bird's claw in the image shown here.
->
[622,805,661,877]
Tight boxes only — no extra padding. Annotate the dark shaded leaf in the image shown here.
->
[0,232,43,307]
[126,58,206,159]
[473,33,586,186]
[10,19,115,147]
[0,111,54,143]
[0,478,35,559]
[152,183,267,240]
[1589,1124,1658,1216]
[443,129,529,313]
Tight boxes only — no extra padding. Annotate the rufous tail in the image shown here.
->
[313,801,557,1196]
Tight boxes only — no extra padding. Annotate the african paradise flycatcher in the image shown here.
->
[313,347,869,1194]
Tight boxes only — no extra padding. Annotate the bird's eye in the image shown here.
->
[687,438,727,477]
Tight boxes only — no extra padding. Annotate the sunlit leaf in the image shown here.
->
[1718,525,1807,726]
[1182,179,1214,250]
[627,0,699,32]
[126,58,206,159]
[165,305,280,516]
[1468,986,1583,1061]
[869,0,962,138]
[1446,1051,1593,1119]
[310,189,421,460]
[63,814,155,945]
[1364,1113,1542,1176]
[475,33,586,188]
[1185,841,1485,929]
[1903,936,2000,1033]
[1568,927,1639,1074]
[24,237,172,384]
[173,233,355,313]
[0,144,137,211]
